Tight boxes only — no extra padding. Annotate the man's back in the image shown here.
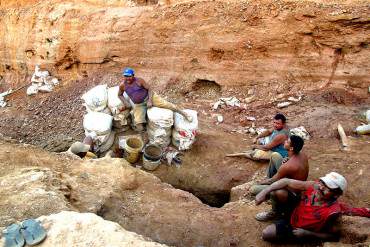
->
[277,152,309,181]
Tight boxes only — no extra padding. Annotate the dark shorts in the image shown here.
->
[274,190,301,218]
[275,219,294,239]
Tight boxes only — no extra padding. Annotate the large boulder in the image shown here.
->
[0,167,71,227]
[0,211,168,247]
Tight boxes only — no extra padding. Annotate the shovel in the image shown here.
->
[226,150,254,158]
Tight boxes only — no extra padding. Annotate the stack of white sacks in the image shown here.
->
[27,65,59,96]
[147,107,173,148]
[82,84,199,153]
[107,86,131,131]
[81,84,131,153]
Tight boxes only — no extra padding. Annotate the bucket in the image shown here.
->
[143,144,163,161]
[142,145,162,171]
[143,156,161,171]
[124,137,144,163]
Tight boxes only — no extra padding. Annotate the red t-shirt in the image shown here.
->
[290,181,370,232]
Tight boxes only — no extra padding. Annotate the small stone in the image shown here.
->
[277,102,292,108]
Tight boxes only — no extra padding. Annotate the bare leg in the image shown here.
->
[134,123,145,132]
[255,189,288,221]
[262,224,278,242]
[83,136,94,151]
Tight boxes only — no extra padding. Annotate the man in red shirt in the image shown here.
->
[255,172,370,242]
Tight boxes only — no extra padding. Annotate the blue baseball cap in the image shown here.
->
[123,67,134,77]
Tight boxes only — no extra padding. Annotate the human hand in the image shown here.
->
[88,131,97,140]
[118,105,126,112]
[257,179,269,185]
[292,228,311,238]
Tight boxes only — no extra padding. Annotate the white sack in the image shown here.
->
[172,109,198,150]
[174,109,198,132]
[107,86,126,115]
[172,129,196,151]
[81,85,108,112]
[147,107,174,128]
[26,84,39,96]
[83,112,112,136]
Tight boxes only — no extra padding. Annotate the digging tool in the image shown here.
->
[226,151,254,158]
[3,74,30,97]
[337,123,349,151]
[6,82,31,96]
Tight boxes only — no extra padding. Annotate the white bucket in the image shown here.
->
[143,156,161,171]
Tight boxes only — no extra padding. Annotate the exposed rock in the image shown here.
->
[1,1,369,89]
[1,132,370,247]
[338,216,370,244]
[0,167,71,227]
[0,142,266,246]
[0,211,168,247]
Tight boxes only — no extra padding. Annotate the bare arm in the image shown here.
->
[259,161,294,185]
[253,129,273,143]
[293,214,340,240]
[118,82,126,105]
[292,228,338,241]
[255,178,313,205]
[254,134,287,151]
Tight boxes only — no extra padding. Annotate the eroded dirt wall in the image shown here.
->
[0,0,369,89]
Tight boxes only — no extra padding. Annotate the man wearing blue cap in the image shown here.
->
[118,67,192,131]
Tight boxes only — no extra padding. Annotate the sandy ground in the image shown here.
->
[0,73,369,245]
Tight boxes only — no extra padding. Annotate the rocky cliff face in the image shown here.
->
[1,0,369,90]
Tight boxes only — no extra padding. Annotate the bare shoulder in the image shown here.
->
[300,152,309,163]
[136,77,146,85]
[118,82,125,90]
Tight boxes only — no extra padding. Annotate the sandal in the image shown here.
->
[20,219,46,246]
[3,223,25,247]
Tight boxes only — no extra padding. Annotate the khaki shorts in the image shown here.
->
[251,149,273,160]
[130,93,179,125]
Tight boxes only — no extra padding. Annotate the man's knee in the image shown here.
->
[271,189,288,203]
[271,152,283,166]
[262,224,277,241]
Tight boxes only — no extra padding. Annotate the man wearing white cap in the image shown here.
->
[255,172,370,242]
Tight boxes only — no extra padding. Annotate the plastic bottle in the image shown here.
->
[366,110,370,124]
[355,124,370,135]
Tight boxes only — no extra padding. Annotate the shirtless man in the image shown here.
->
[252,135,309,221]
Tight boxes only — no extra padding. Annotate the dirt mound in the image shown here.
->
[317,88,365,105]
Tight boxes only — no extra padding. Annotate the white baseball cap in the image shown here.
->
[320,172,347,192]
[69,142,90,154]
